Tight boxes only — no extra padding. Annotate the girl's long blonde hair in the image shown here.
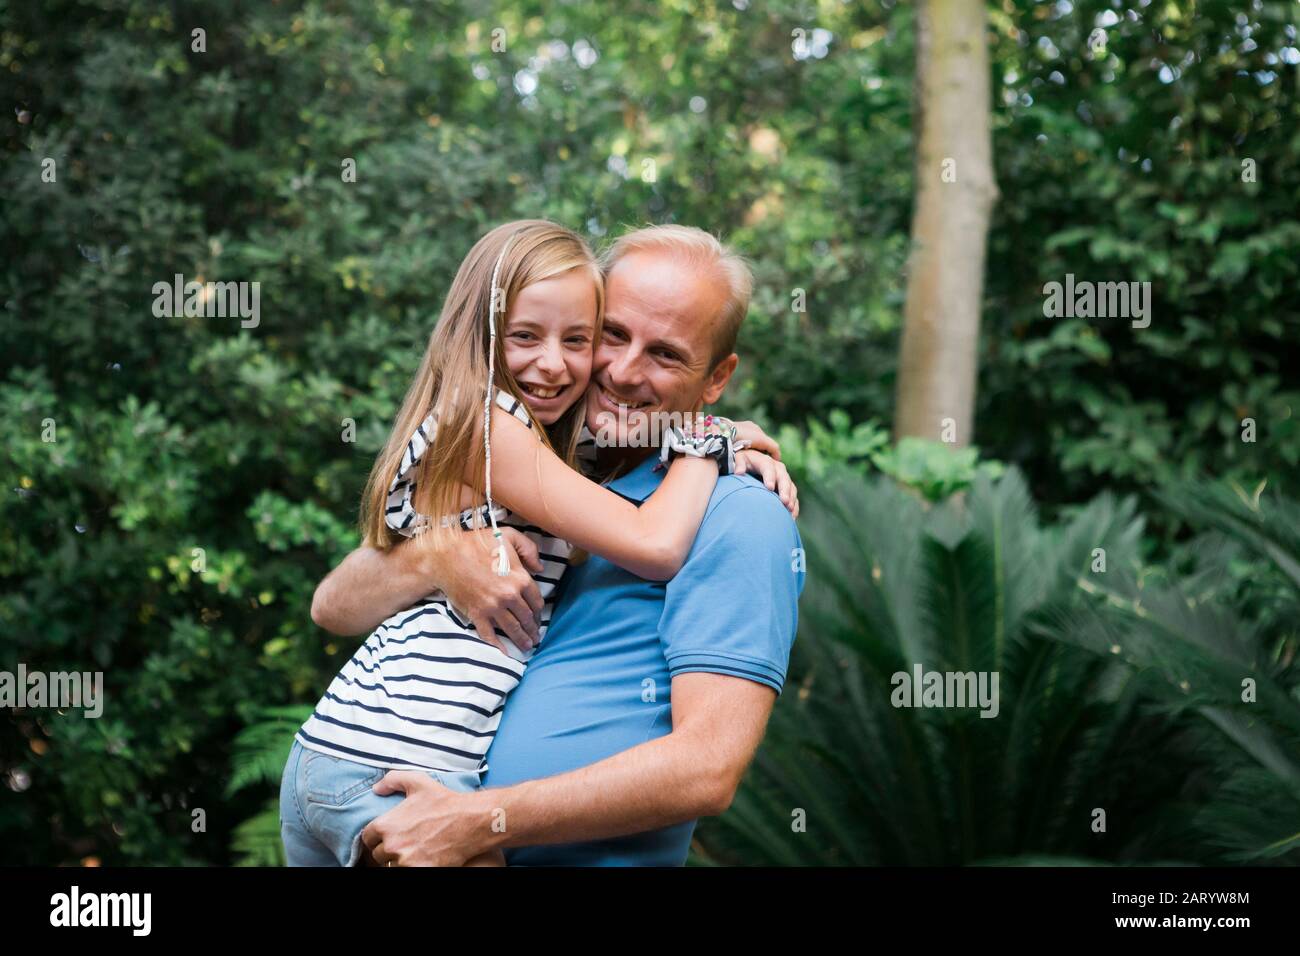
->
[360,220,604,551]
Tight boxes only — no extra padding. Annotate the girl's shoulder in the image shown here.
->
[493,388,533,430]
[384,389,534,538]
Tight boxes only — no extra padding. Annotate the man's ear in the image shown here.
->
[701,353,738,405]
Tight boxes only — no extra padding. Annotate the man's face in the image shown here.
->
[585,250,739,451]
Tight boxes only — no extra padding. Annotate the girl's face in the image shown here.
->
[503,267,598,426]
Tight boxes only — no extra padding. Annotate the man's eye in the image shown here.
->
[604,327,626,341]
[655,349,680,362]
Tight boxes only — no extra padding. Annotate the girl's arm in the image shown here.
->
[480,407,720,581]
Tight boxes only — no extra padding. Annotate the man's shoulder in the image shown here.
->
[701,474,798,539]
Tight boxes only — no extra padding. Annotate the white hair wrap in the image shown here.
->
[484,233,518,576]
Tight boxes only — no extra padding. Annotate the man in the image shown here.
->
[310,225,804,865]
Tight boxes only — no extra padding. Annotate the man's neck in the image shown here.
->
[595,445,655,480]
[584,402,708,480]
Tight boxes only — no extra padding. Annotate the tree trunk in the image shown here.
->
[894,0,998,447]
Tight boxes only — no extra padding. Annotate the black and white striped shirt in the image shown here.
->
[295,388,590,775]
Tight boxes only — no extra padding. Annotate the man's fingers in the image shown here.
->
[470,614,509,655]
[493,604,535,654]
[476,608,530,655]
[494,530,541,640]
[516,573,544,620]
[360,819,396,866]
[501,528,543,574]
[372,770,424,797]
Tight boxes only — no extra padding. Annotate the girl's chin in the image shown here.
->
[519,392,576,425]
[528,408,562,426]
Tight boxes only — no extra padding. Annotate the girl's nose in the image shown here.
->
[536,341,565,376]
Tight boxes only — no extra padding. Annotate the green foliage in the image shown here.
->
[871,438,1005,502]
[778,412,1002,501]
[230,802,288,869]
[775,411,890,480]
[226,705,313,867]
[694,468,1300,865]
[226,705,313,800]
[979,0,1300,505]
[695,466,1183,864]
[1037,480,1300,862]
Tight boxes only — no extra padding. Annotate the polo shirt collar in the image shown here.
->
[604,451,663,503]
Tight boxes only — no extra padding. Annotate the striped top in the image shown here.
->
[295,388,592,775]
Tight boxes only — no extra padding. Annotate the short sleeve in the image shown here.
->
[494,387,534,428]
[658,479,804,694]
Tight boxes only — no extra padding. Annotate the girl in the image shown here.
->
[279,220,790,867]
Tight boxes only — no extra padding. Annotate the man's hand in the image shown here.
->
[310,527,545,654]
[385,674,776,858]
[438,528,546,655]
[361,772,498,867]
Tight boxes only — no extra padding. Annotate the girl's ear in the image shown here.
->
[701,353,739,405]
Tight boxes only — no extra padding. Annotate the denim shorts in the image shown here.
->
[279,739,483,866]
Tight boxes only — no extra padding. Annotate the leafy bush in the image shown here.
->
[694,467,1300,865]
[1037,480,1300,861]
[978,0,1300,506]
[777,412,1002,501]
[226,705,313,867]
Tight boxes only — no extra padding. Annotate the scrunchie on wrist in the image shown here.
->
[659,417,737,475]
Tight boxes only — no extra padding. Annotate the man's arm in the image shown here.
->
[310,528,545,653]
[361,672,774,866]
[362,480,802,866]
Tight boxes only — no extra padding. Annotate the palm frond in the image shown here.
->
[231,799,287,867]
[695,465,1197,865]
[226,704,314,798]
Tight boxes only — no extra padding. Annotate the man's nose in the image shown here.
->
[603,342,646,391]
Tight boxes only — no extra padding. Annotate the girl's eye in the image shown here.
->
[566,336,591,346]
[509,331,534,341]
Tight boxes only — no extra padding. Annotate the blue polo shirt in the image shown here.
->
[480,452,803,865]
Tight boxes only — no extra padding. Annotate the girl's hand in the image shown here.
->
[734,449,800,518]
[729,419,782,461]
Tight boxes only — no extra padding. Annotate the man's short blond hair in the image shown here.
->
[602,224,753,367]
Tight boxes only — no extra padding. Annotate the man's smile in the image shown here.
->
[593,381,652,413]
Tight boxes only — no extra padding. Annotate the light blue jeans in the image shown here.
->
[279,739,482,866]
